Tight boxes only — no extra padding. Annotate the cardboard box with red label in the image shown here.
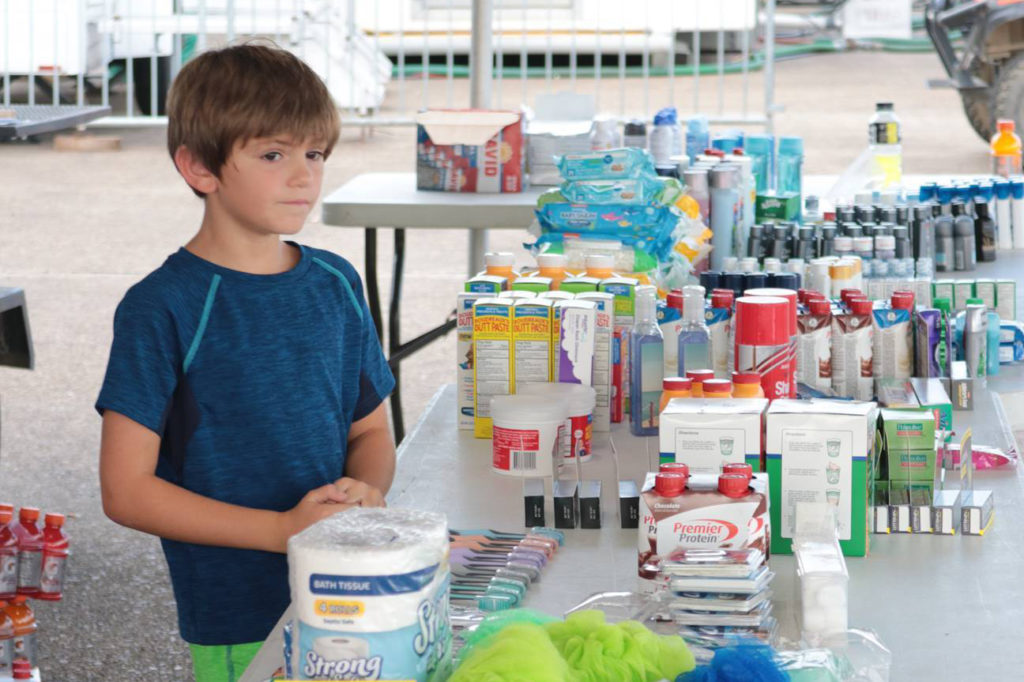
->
[415,109,526,193]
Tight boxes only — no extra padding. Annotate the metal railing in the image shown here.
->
[0,0,776,133]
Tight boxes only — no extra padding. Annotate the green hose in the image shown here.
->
[390,31,955,79]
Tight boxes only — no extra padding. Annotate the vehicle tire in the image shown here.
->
[961,89,994,143]
[132,56,171,116]
[993,51,1024,140]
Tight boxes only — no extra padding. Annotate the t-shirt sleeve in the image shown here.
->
[348,270,396,422]
[95,288,181,435]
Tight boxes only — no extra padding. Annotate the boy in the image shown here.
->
[96,44,396,681]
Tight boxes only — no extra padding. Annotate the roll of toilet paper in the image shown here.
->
[287,507,451,681]
[313,636,371,661]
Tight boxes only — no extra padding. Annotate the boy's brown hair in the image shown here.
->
[167,43,340,197]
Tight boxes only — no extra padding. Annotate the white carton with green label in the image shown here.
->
[766,399,878,557]
[659,398,768,472]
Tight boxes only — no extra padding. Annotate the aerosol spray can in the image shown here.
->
[734,296,793,400]
[709,165,740,271]
[744,287,799,397]
[963,304,988,379]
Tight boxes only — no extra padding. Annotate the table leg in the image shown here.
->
[469,229,488,279]
[364,227,384,340]
[389,228,406,444]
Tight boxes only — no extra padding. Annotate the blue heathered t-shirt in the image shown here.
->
[95,243,395,645]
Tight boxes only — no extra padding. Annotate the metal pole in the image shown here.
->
[763,0,776,136]
[468,0,493,277]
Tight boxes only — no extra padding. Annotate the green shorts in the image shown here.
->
[189,641,263,682]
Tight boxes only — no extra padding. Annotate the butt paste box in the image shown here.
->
[638,472,769,594]
[416,109,525,192]
[473,299,513,438]
[766,399,878,557]
[457,292,489,430]
[659,398,768,471]
[512,299,554,391]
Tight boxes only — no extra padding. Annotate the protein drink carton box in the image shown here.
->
[473,298,514,438]
[766,399,877,557]
[512,299,554,392]
[638,472,770,594]
[575,292,615,432]
[553,300,596,386]
[416,109,525,192]
[659,399,769,472]
[878,408,937,483]
[457,292,489,430]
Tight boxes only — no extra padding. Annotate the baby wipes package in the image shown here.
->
[557,148,654,180]
[287,508,451,681]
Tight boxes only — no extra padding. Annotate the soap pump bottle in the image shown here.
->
[629,285,664,437]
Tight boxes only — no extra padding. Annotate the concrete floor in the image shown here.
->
[0,49,995,680]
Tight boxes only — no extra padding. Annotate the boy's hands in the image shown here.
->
[333,477,386,508]
[276,478,385,551]
[277,483,354,551]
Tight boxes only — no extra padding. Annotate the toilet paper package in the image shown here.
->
[287,508,451,681]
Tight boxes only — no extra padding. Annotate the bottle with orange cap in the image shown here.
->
[10,510,42,598]
[0,600,13,678]
[5,597,35,668]
[991,119,1022,178]
[535,253,569,289]
[483,252,518,282]
[0,505,16,601]
[37,514,69,602]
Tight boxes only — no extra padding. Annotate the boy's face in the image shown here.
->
[213,135,327,236]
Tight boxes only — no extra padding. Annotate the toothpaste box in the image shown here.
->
[877,408,937,483]
[611,329,624,423]
[553,300,596,386]
[659,399,768,472]
[932,279,955,304]
[466,274,507,294]
[473,298,514,438]
[910,377,953,433]
[457,292,488,430]
[512,299,554,392]
[974,279,996,311]
[512,276,553,293]
[997,279,1016,321]
[600,277,638,410]
[766,399,877,557]
[575,292,615,432]
[953,280,975,312]
[914,308,945,378]
[416,109,525,192]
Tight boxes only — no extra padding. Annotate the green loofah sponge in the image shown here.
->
[449,623,572,682]
[457,609,561,663]
[545,610,697,682]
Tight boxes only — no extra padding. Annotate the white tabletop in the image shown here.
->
[392,378,1022,681]
[321,172,546,230]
